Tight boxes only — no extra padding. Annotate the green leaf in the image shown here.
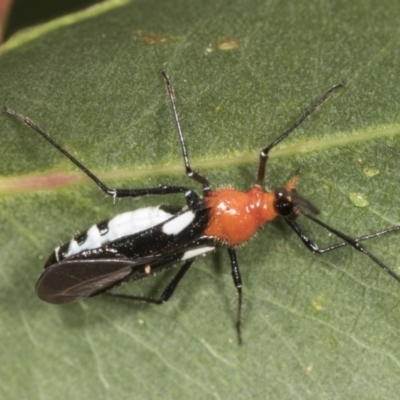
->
[1,0,400,398]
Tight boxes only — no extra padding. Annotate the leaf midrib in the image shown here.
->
[0,123,399,195]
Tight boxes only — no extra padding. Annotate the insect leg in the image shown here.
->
[227,247,243,345]
[161,71,211,194]
[286,218,400,283]
[256,82,345,186]
[113,186,200,207]
[4,107,197,204]
[106,259,195,304]
[286,220,400,253]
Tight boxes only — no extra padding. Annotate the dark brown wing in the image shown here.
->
[35,257,157,304]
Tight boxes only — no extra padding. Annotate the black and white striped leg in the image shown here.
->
[227,247,243,345]
[106,259,195,304]
[286,218,400,283]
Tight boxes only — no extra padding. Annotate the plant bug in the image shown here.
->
[4,71,400,344]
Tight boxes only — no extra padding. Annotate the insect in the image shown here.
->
[4,71,400,344]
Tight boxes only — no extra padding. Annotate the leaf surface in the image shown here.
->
[1,0,400,399]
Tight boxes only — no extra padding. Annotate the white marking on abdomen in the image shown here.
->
[64,206,174,257]
[181,246,215,260]
[162,210,195,235]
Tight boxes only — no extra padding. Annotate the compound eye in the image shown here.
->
[274,189,295,217]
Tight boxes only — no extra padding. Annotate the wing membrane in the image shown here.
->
[36,257,159,304]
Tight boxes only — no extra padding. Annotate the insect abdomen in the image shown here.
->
[51,206,176,264]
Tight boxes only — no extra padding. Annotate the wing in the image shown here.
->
[37,204,219,305]
[51,204,212,266]
[36,236,218,304]
[35,256,161,304]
